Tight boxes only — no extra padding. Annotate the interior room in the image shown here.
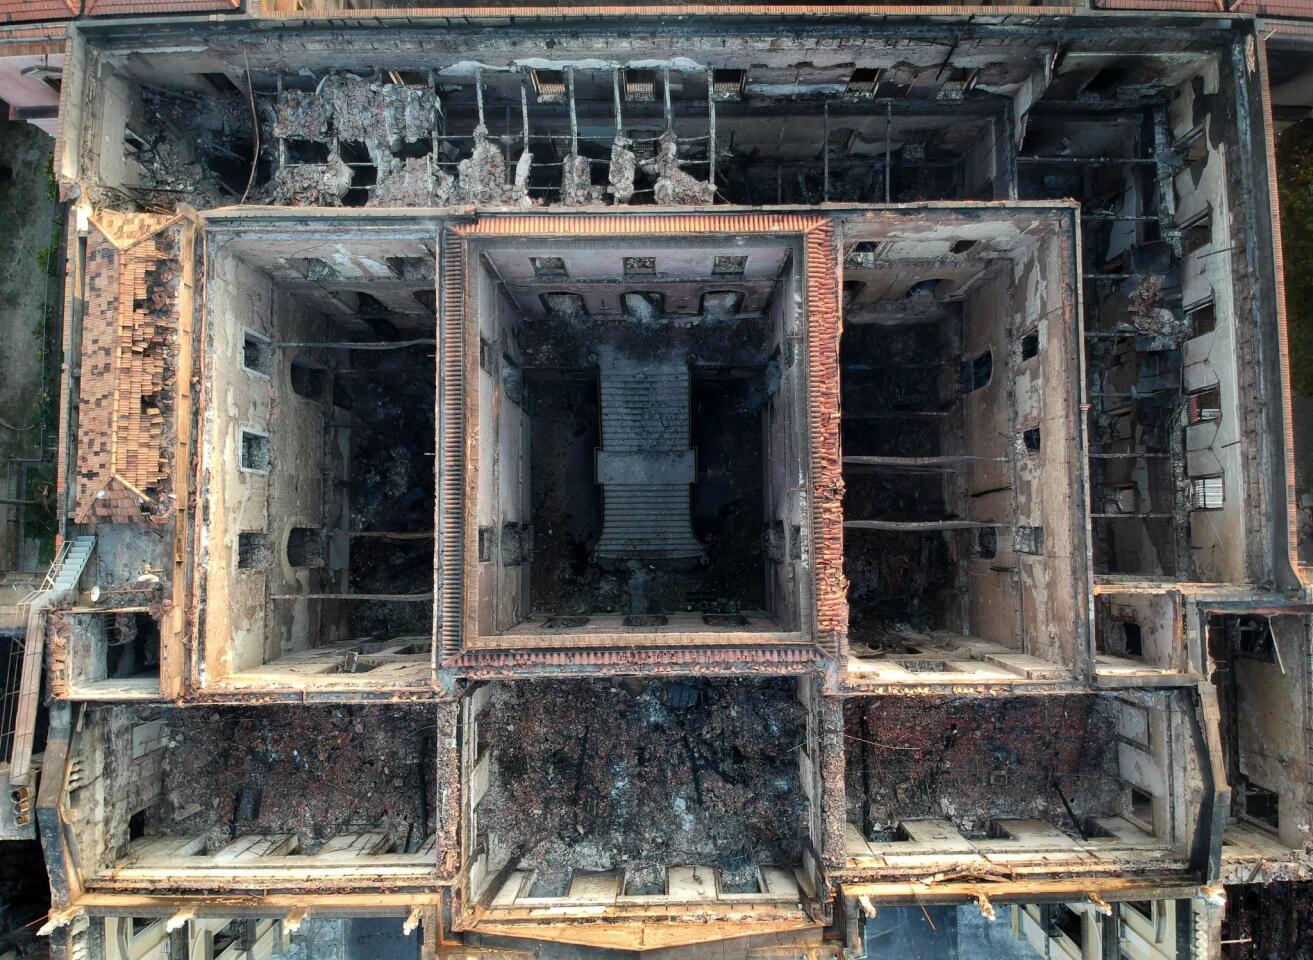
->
[51,610,161,697]
[198,227,438,691]
[837,211,1090,685]
[1093,589,1189,681]
[61,705,440,891]
[464,235,809,647]
[460,677,822,918]
[59,38,1032,212]
[1209,613,1312,856]
[1016,62,1255,587]
[841,692,1198,877]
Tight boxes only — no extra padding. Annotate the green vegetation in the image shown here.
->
[1278,120,1313,397]
[20,462,56,566]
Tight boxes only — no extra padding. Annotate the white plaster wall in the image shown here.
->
[473,268,529,634]
[1172,63,1248,585]
[202,248,330,676]
[765,266,803,629]
[1235,617,1309,848]
[962,229,1086,669]
[963,267,1020,650]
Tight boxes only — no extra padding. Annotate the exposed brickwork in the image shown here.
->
[444,645,819,676]
[54,206,78,545]
[0,0,238,21]
[82,0,241,13]
[806,221,847,655]
[45,612,69,698]
[73,211,182,526]
[445,214,842,665]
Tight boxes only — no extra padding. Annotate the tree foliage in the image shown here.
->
[1278,120,1313,396]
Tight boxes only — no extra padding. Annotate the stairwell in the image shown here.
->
[594,348,704,562]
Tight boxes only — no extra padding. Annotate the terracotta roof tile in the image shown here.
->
[0,0,76,24]
[73,212,183,526]
[0,0,240,21]
[445,646,819,678]
[1248,0,1313,14]
[83,0,241,12]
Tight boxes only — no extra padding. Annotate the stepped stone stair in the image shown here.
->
[594,350,703,562]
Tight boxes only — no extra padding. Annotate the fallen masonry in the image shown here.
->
[0,3,1310,959]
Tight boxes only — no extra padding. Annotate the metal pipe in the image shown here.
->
[271,593,434,601]
[613,68,623,132]
[430,68,445,160]
[1082,214,1162,222]
[1051,778,1089,842]
[345,531,434,539]
[1017,156,1157,165]
[707,70,717,193]
[884,101,892,203]
[1090,513,1175,519]
[822,100,830,202]
[662,66,672,131]
[567,67,578,156]
[520,72,530,150]
[868,456,1004,471]
[845,520,1009,531]
[475,66,485,127]
[275,72,287,170]
[842,410,952,420]
[1088,452,1173,459]
[273,338,435,350]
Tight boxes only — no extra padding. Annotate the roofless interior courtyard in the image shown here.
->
[0,6,1309,960]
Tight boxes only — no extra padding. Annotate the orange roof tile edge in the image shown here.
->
[0,0,239,21]
[451,212,845,658]
[268,2,1080,17]
[805,220,847,654]
[83,0,240,12]
[0,1,77,25]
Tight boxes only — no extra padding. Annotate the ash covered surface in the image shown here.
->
[125,89,251,209]
[840,314,960,642]
[845,529,956,639]
[151,706,437,854]
[480,678,805,892]
[340,347,435,640]
[844,696,1122,841]
[524,308,773,616]
[527,374,767,617]
[1223,882,1313,960]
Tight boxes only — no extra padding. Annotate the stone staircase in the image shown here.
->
[51,536,96,594]
[594,353,703,562]
[8,535,96,786]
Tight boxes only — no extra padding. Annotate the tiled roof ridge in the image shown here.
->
[89,208,181,251]
[0,0,240,22]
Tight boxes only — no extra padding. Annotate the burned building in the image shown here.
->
[1,1,1312,958]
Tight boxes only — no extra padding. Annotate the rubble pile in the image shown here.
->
[480,679,806,892]
[152,706,438,855]
[844,696,1123,841]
